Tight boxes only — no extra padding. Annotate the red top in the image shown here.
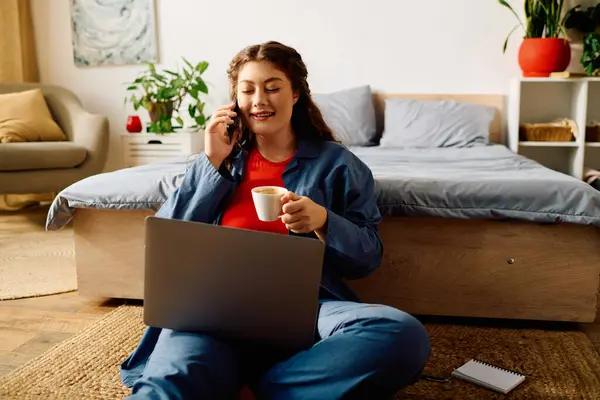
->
[220,147,293,235]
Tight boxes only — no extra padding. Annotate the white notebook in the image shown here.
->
[451,359,526,394]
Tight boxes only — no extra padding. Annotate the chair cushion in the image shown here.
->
[0,89,67,143]
[0,142,87,171]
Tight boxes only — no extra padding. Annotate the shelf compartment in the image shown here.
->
[584,146,600,170]
[518,146,581,177]
[519,81,586,126]
[586,81,600,125]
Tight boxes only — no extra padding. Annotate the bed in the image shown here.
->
[45,92,600,323]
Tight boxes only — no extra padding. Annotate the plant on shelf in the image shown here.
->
[124,58,210,133]
[565,4,600,76]
[498,0,574,77]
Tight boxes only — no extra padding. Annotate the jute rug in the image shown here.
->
[0,206,77,300]
[1,305,599,399]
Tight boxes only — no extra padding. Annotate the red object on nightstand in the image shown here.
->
[126,115,142,133]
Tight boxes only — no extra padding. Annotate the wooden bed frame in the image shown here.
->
[72,93,600,323]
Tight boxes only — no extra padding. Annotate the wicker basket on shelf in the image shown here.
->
[519,118,577,142]
[586,124,600,142]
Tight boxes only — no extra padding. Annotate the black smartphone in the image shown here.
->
[227,103,241,143]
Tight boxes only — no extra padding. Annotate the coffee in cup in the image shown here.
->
[251,186,287,221]
[253,187,280,195]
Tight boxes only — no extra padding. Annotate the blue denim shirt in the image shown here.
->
[120,138,383,387]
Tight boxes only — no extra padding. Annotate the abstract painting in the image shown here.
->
[70,0,158,67]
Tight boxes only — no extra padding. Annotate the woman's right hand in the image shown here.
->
[204,102,239,170]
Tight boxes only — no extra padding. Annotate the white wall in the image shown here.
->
[31,0,581,171]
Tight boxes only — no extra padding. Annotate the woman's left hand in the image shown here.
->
[280,191,328,240]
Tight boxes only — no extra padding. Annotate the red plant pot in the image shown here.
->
[126,115,143,133]
[518,38,571,77]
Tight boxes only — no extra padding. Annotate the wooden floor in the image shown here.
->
[0,204,599,379]
[0,292,127,377]
[0,202,128,377]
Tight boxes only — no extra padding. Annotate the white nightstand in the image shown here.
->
[121,131,204,167]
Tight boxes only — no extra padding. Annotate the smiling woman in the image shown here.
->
[119,40,431,400]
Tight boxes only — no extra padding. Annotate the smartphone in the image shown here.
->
[227,103,241,143]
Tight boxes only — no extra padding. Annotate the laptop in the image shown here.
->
[143,216,326,351]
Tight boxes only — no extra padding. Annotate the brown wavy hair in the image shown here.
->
[227,41,337,149]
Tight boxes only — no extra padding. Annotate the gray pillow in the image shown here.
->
[312,85,377,146]
[380,98,496,148]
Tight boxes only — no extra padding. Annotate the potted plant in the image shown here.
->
[125,58,210,133]
[565,4,600,76]
[499,0,572,77]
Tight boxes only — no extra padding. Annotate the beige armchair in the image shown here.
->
[0,83,109,194]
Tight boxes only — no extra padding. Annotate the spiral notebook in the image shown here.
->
[451,359,526,394]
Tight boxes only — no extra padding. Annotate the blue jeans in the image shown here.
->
[125,300,430,399]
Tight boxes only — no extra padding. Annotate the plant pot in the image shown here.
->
[518,38,571,77]
[148,101,174,123]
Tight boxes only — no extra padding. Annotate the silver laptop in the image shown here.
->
[143,216,326,351]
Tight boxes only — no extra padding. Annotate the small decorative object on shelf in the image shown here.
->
[549,71,587,78]
[126,115,143,133]
[519,118,577,142]
[586,122,600,142]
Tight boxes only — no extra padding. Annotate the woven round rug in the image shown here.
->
[0,207,76,300]
[0,305,599,399]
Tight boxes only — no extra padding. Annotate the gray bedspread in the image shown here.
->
[46,145,600,230]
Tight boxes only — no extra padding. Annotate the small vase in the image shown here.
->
[126,115,142,133]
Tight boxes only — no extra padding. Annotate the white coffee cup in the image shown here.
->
[251,186,287,222]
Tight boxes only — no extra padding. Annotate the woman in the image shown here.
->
[120,41,431,400]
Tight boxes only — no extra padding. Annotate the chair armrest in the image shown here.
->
[72,110,109,173]
[47,89,110,174]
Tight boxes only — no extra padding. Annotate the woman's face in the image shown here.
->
[236,60,298,138]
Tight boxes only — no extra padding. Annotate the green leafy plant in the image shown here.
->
[125,58,210,133]
[565,4,600,75]
[582,33,600,75]
[498,0,571,53]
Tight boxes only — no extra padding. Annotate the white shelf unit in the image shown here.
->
[508,77,600,179]
[121,132,204,167]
